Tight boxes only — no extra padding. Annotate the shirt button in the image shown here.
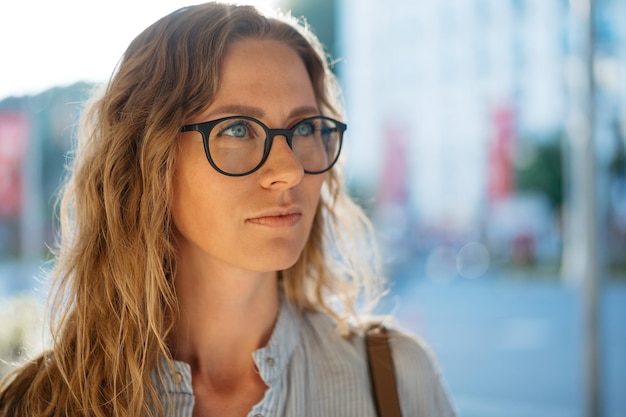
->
[173,372,183,384]
[265,357,275,366]
[254,414,263,417]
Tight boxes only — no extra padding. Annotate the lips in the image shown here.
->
[247,208,303,228]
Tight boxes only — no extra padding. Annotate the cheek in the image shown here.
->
[171,148,220,234]
[308,174,326,206]
[301,175,326,228]
[172,170,201,236]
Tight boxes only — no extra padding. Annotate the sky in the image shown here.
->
[0,0,277,100]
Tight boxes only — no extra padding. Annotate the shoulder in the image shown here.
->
[297,310,456,416]
[385,324,457,417]
[387,325,442,376]
[299,311,442,378]
[301,311,441,373]
[298,309,367,361]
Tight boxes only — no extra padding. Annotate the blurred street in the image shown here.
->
[389,259,626,417]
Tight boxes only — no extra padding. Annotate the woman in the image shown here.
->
[0,3,455,416]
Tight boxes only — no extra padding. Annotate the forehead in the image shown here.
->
[218,39,314,98]
[187,38,319,124]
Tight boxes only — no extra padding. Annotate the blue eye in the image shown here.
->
[294,122,315,136]
[221,122,249,138]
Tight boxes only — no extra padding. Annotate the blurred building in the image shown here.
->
[0,83,91,265]
[338,0,626,269]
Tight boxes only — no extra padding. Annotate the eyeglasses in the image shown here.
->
[180,115,346,176]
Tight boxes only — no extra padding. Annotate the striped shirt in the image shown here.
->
[152,298,456,417]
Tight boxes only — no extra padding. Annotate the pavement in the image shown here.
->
[389,262,626,417]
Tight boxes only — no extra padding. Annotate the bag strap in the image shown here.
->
[365,323,403,417]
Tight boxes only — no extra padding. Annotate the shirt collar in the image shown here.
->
[252,294,301,384]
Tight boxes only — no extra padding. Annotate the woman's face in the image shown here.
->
[172,38,326,275]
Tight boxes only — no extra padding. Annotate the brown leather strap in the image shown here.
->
[365,324,403,417]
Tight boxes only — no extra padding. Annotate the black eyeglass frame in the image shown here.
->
[180,115,346,177]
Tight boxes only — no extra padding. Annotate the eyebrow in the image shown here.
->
[205,104,320,120]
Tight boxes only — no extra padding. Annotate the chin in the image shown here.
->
[258,256,301,273]
[252,245,304,273]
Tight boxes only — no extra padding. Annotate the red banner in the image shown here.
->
[487,105,515,202]
[0,112,30,218]
[378,120,409,205]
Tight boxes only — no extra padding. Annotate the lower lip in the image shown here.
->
[248,213,302,228]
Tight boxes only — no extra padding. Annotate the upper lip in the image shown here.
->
[247,206,302,219]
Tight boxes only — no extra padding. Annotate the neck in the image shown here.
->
[169,250,280,385]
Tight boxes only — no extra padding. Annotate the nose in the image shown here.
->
[258,135,304,189]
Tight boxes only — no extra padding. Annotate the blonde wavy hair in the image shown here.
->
[0,2,383,416]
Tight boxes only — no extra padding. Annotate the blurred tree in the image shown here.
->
[608,118,625,177]
[276,0,337,60]
[514,135,564,209]
[608,117,626,272]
